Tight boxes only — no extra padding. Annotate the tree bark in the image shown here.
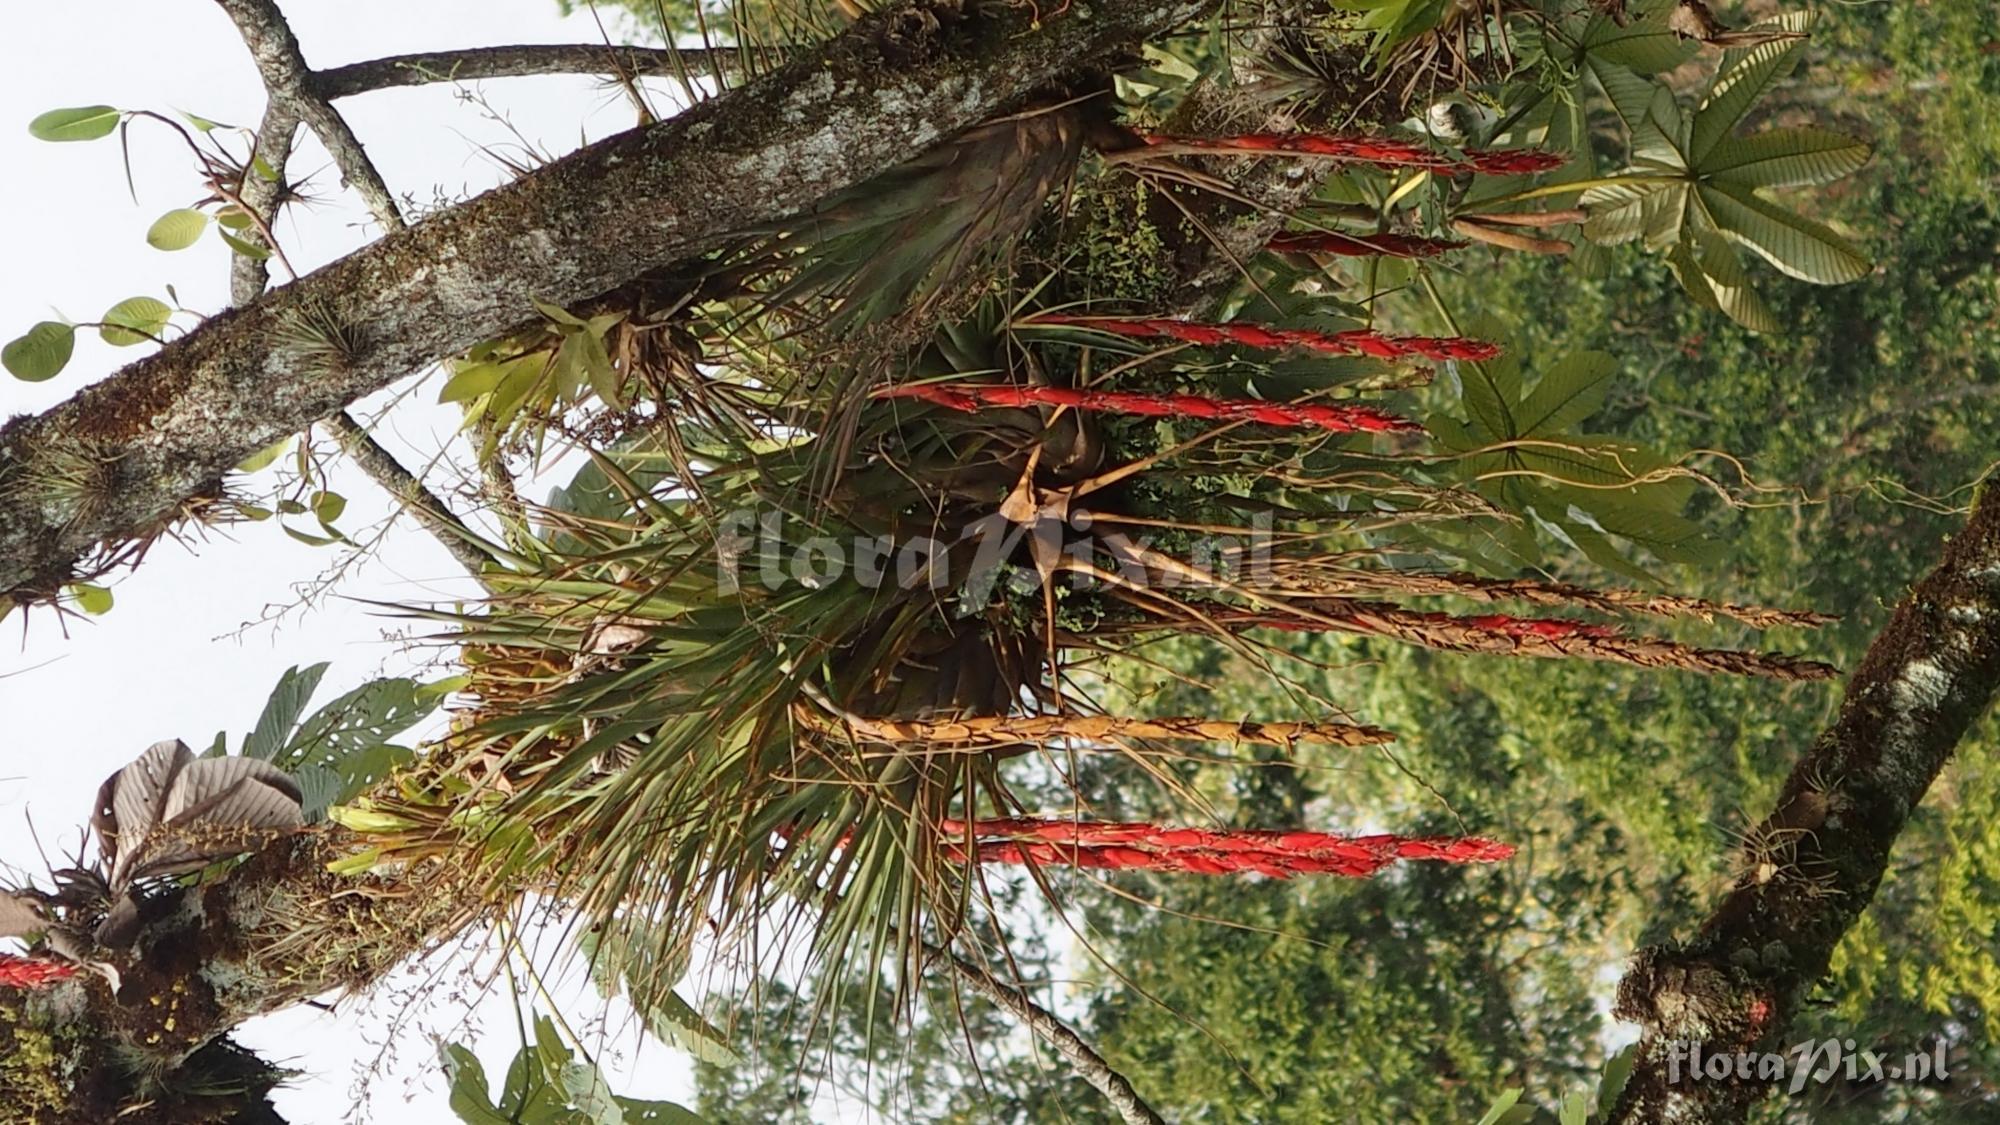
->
[1608,483,2000,1123]
[0,0,1212,607]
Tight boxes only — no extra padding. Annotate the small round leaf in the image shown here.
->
[3,322,76,381]
[70,583,114,615]
[146,209,209,251]
[311,490,347,526]
[29,105,120,142]
[99,297,172,347]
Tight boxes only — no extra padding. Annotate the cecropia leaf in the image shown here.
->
[94,739,305,888]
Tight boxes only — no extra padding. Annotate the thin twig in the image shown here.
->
[323,413,494,581]
[938,947,1166,1125]
[215,0,498,586]
[313,44,782,101]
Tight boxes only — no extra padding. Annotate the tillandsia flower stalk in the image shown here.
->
[1282,568,1838,631]
[1298,610,1624,641]
[1026,314,1502,363]
[936,818,1515,878]
[0,953,76,990]
[1219,602,1840,681]
[1133,131,1568,176]
[1267,230,1468,259]
[875,382,1422,435]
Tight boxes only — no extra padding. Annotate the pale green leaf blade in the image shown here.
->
[235,437,291,474]
[71,583,114,615]
[1692,226,1780,332]
[29,105,120,142]
[3,322,76,381]
[1699,183,1871,285]
[146,208,210,251]
[99,297,173,346]
[219,230,272,260]
[1705,127,1871,189]
[1691,13,1812,162]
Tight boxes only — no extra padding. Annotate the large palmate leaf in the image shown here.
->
[91,739,306,890]
[1575,11,1871,329]
[1499,0,1694,171]
[441,1017,707,1125]
[1430,338,1711,577]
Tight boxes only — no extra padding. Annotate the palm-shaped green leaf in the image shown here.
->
[1500,0,1693,168]
[1577,11,1870,329]
[1432,338,1711,573]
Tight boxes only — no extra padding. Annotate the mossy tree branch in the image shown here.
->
[0,0,1215,605]
[1608,483,2000,1123]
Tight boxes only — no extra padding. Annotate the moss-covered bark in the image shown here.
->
[0,831,471,1124]
[0,0,1213,607]
[1609,483,2000,1123]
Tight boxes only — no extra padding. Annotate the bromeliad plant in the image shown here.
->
[395,275,1833,1010]
[341,0,1866,1041]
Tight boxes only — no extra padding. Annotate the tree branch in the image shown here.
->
[216,0,502,583]
[230,103,298,305]
[314,44,781,101]
[322,412,494,579]
[214,0,404,230]
[0,0,1214,603]
[1609,483,2000,1123]
[942,948,1166,1125]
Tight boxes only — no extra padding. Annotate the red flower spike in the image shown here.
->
[1137,131,1567,177]
[0,954,76,990]
[877,381,1424,435]
[936,818,1515,879]
[1025,314,1502,364]
[1267,231,1468,259]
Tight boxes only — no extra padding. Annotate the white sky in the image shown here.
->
[0,2,725,1120]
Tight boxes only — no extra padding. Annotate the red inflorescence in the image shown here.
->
[0,953,76,990]
[876,382,1423,434]
[1462,613,1622,640]
[1137,131,1568,176]
[1027,314,1502,363]
[1267,230,1468,259]
[938,818,1515,879]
